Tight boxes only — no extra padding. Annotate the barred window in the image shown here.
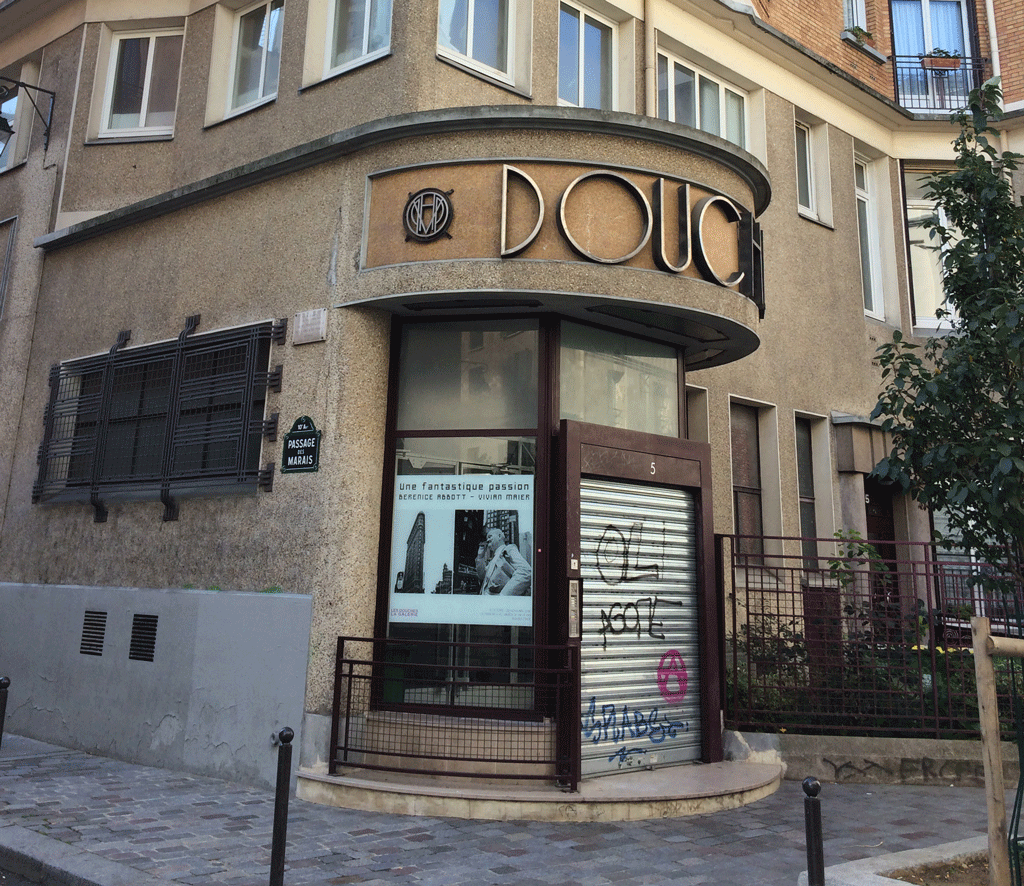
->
[34,320,278,520]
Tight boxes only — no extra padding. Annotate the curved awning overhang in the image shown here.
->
[344,289,760,371]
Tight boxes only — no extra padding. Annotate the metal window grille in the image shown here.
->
[129,613,159,662]
[33,318,279,520]
[79,610,108,656]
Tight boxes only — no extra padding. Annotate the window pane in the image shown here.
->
[367,0,392,54]
[471,0,509,71]
[674,63,696,128]
[438,0,469,55]
[560,322,679,436]
[583,16,612,109]
[857,196,876,312]
[144,35,182,128]
[0,94,14,168]
[699,75,719,136]
[726,89,744,148]
[109,37,149,129]
[657,55,669,120]
[907,203,945,320]
[795,125,812,209]
[334,0,369,67]
[234,4,270,107]
[397,321,538,431]
[558,5,580,104]
[263,1,284,96]
[730,403,760,488]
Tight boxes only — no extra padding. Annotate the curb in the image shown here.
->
[797,836,988,886]
[0,825,168,886]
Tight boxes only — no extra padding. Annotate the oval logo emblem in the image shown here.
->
[403,187,454,242]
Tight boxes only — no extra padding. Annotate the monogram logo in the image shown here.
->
[403,188,454,242]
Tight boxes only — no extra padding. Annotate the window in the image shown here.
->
[328,0,392,74]
[795,122,814,215]
[731,402,763,558]
[904,167,953,327]
[795,417,817,564]
[230,0,283,112]
[34,321,276,518]
[100,29,184,136]
[795,114,832,223]
[657,51,746,149]
[855,156,882,317]
[892,0,971,111]
[438,0,512,77]
[0,216,15,320]
[0,92,15,169]
[558,2,614,110]
[844,0,867,29]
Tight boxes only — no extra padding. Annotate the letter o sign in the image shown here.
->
[657,650,688,704]
[557,171,653,264]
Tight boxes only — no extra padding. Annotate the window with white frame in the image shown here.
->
[438,0,513,79]
[101,29,184,136]
[230,0,284,112]
[904,167,954,327]
[794,114,832,224]
[558,2,615,110]
[0,92,15,169]
[855,156,883,317]
[328,0,392,74]
[657,51,746,149]
[843,0,867,30]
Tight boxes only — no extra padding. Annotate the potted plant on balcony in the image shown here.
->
[920,48,962,71]
[845,26,875,48]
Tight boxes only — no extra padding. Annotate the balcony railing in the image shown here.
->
[892,55,990,112]
[720,534,1022,741]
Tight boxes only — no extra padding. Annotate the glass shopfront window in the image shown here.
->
[560,321,679,436]
[386,320,539,710]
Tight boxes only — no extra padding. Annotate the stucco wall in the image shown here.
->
[0,582,312,790]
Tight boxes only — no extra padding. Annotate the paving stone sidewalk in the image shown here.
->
[0,734,995,886]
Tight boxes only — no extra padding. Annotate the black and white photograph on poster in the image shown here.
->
[389,475,533,626]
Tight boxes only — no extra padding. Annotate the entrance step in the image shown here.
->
[296,761,782,821]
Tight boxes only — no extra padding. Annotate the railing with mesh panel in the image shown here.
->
[330,637,579,789]
[721,534,1022,740]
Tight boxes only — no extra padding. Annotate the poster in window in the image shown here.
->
[389,475,533,627]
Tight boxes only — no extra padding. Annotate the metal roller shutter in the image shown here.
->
[579,477,702,777]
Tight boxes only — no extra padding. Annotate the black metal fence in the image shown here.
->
[721,534,1022,740]
[892,55,989,112]
[330,637,579,788]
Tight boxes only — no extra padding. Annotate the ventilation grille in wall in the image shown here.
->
[79,610,108,656]
[129,614,159,662]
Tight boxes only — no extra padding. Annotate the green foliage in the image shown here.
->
[871,78,1024,593]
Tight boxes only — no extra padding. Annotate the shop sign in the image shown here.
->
[388,475,534,627]
[281,416,321,473]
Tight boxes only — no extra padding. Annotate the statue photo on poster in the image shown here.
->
[389,475,533,627]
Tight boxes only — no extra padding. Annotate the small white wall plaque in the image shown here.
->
[293,308,327,345]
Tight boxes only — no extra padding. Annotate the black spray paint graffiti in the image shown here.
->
[595,521,664,585]
[597,595,684,650]
[581,696,689,748]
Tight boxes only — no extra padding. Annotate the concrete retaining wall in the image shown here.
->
[725,729,1018,787]
[0,582,311,790]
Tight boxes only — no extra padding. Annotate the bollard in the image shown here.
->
[0,677,9,751]
[803,776,825,886]
[269,727,294,886]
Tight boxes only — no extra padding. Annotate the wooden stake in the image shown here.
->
[972,616,1011,886]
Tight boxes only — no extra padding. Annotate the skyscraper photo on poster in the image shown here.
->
[389,475,534,627]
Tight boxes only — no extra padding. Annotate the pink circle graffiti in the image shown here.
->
[657,650,688,704]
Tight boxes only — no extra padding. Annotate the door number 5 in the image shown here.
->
[650,461,656,475]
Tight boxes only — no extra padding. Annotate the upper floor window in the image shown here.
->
[844,0,868,30]
[329,0,392,74]
[0,92,15,169]
[904,167,954,328]
[656,52,746,149]
[892,0,973,111]
[438,0,513,80]
[230,0,284,112]
[101,29,184,137]
[558,2,614,110]
[855,156,882,318]
[794,113,832,225]
[795,121,815,215]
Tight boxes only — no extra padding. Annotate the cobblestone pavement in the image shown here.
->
[0,734,995,886]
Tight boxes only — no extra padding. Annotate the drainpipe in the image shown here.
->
[645,0,657,117]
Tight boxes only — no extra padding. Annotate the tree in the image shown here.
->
[871,79,1024,593]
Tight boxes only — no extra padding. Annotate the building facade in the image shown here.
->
[0,0,1019,790]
